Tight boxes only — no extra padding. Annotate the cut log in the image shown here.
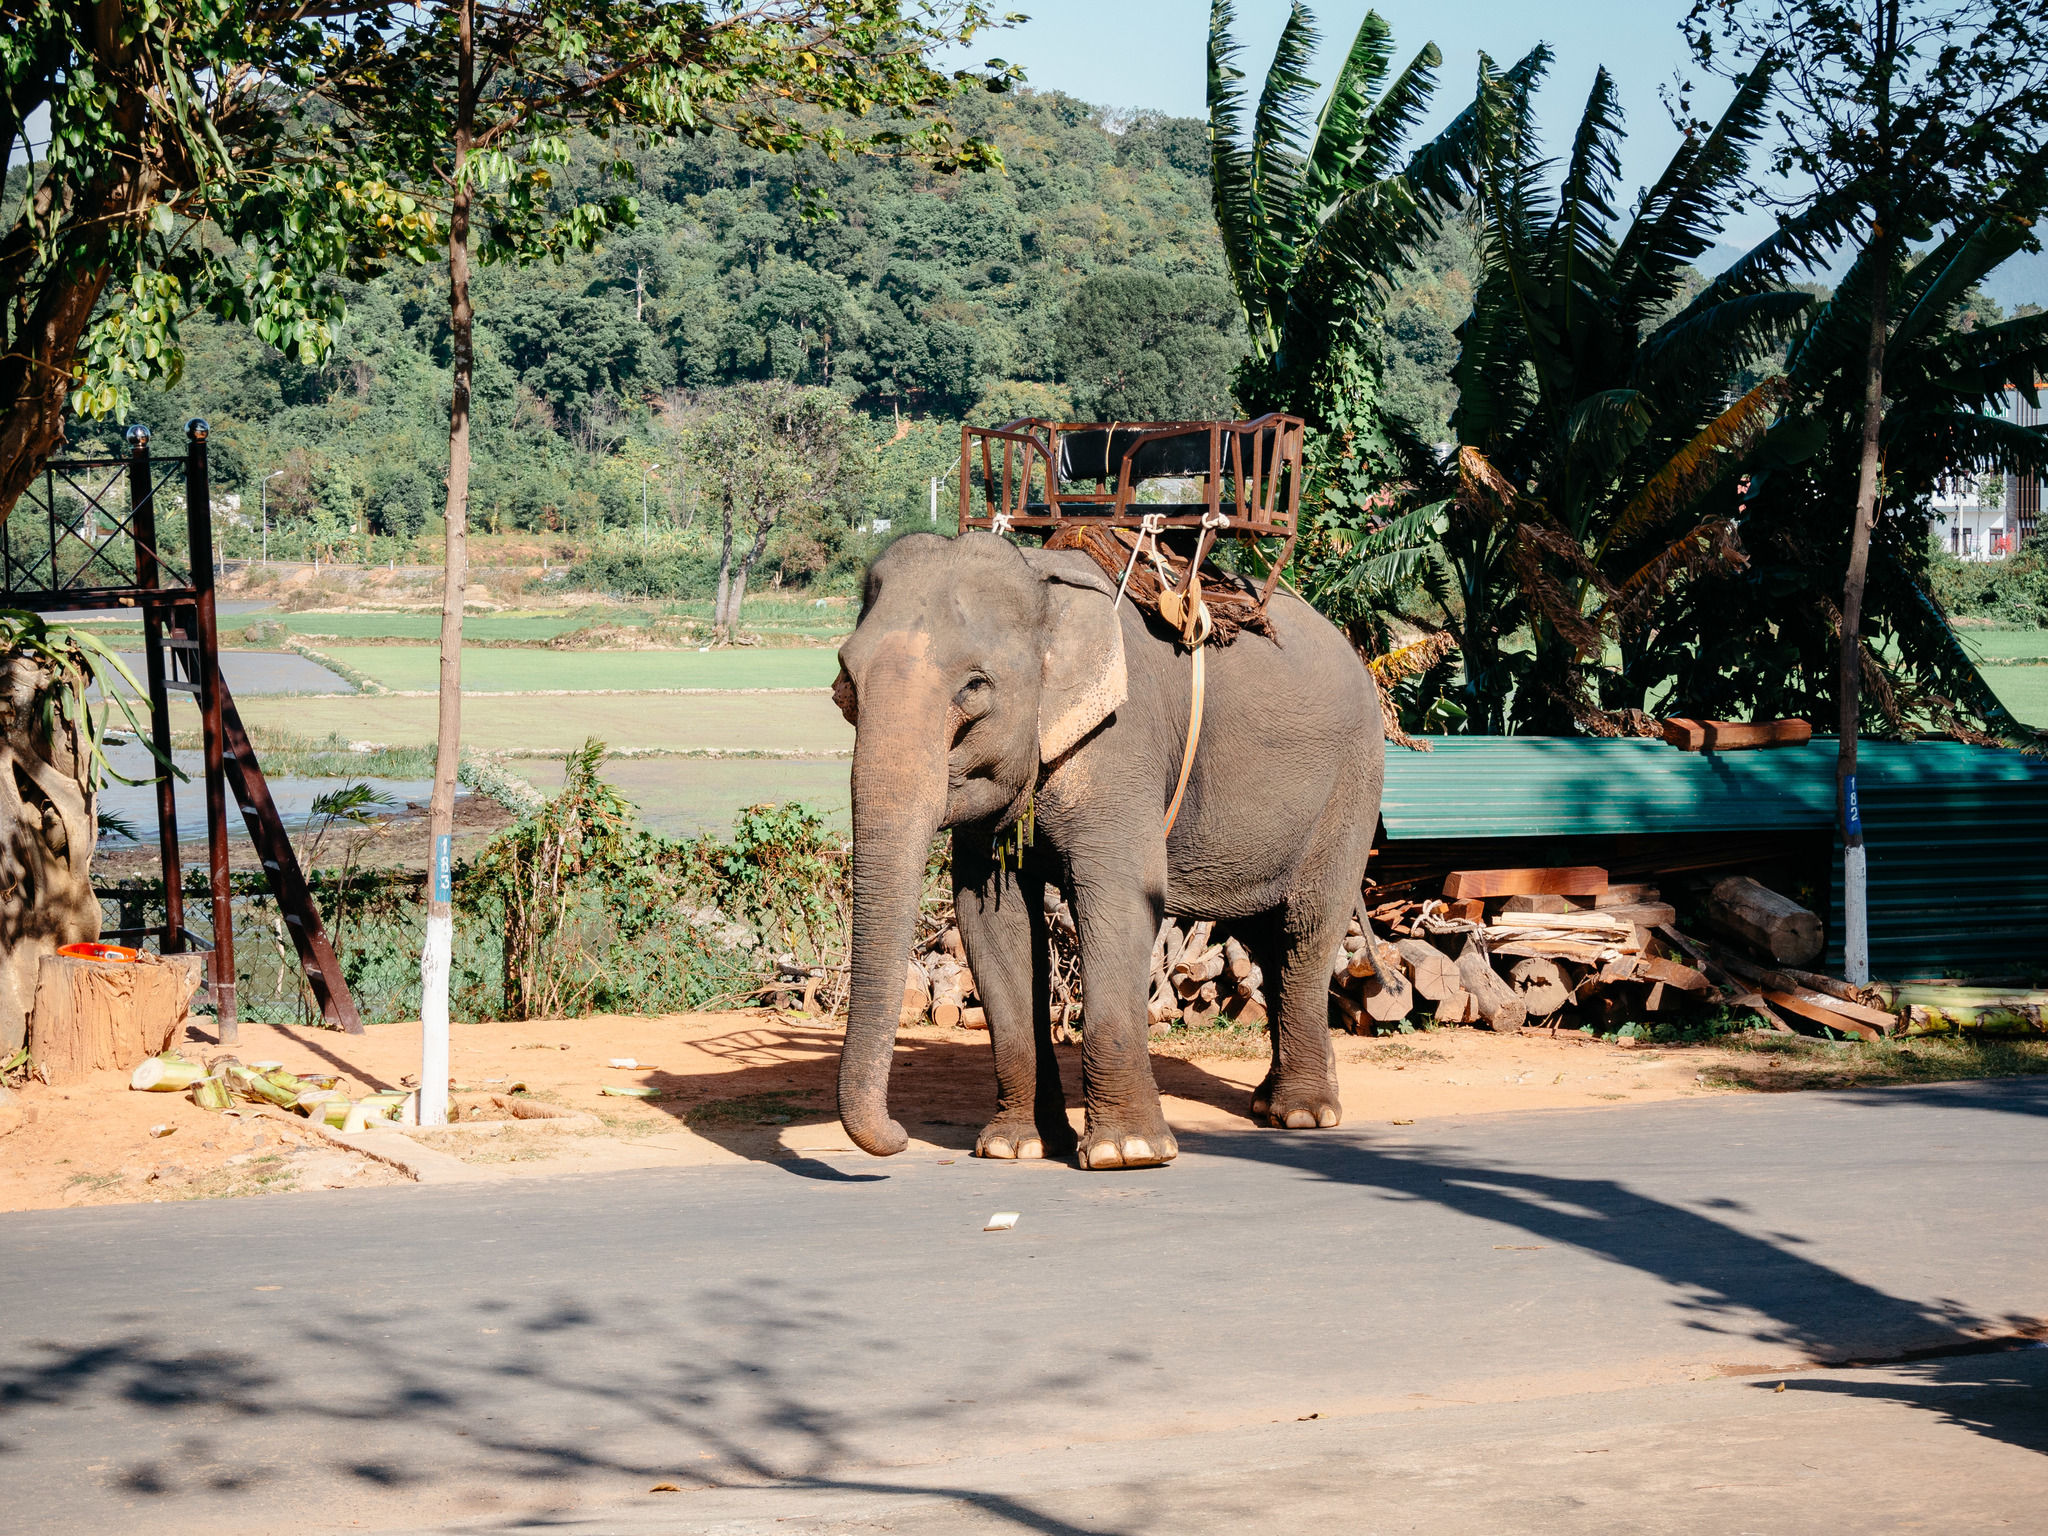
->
[958,1007,988,1031]
[932,1002,963,1029]
[1361,948,1414,1023]
[1704,876,1823,966]
[1507,958,1570,1019]
[1444,867,1607,900]
[1223,937,1255,981]
[1592,884,1660,908]
[1329,986,1370,1035]
[1458,938,1527,1033]
[901,960,931,1027]
[1394,939,1461,1002]
[1432,986,1479,1025]
[1180,993,1222,1030]
[27,953,205,1087]
[1443,898,1486,923]
[1488,911,1635,934]
[1590,902,1678,928]
[1660,717,1812,752]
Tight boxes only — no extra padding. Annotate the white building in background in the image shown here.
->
[1930,388,2042,561]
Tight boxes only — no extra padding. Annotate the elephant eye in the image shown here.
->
[953,676,993,719]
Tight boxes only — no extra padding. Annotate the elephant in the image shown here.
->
[833,529,1383,1169]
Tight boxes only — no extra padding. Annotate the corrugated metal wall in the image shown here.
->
[1826,744,2048,976]
[1379,738,2048,979]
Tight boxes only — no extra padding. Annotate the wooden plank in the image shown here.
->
[1591,883,1660,908]
[1766,989,1884,1042]
[1487,911,1634,933]
[1443,866,1607,900]
[1638,956,1711,993]
[1704,718,1812,752]
[1662,717,1813,752]
[1595,902,1678,927]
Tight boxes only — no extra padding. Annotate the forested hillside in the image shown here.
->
[79,90,1296,578]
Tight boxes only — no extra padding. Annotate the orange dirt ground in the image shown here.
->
[0,1013,1747,1213]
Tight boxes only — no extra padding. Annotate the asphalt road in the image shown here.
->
[4,1080,2045,1534]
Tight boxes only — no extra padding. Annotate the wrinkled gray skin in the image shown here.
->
[834,531,1382,1169]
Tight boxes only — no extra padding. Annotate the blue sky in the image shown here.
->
[983,0,2048,306]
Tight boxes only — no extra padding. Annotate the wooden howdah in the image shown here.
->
[960,415,1305,605]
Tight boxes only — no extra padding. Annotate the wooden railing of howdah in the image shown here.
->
[960,414,1305,574]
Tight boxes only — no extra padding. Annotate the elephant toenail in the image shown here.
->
[982,1138,1014,1159]
[1285,1108,1317,1129]
[1016,1139,1044,1160]
[1088,1143,1123,1169]
[1122,1138,1153,1163]
[1317,1107,1340,1128]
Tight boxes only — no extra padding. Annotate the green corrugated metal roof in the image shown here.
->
[1379,738,2048,978]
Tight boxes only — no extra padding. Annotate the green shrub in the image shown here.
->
[1928,544,2048,625]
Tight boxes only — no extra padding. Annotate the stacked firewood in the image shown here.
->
[1331,873,1710,1034]
[898,886,1085,1032]
[1147,921,1267,1034]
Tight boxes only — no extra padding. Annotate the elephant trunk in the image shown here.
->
[838,654,950,1157]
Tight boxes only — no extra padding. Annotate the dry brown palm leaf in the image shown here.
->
[1509,522,1608,656]
[1367,630,1459,687]
[1815,594,1905,731]
[1457,446,1523,520]
[1366,631,1461,754]
[1604,378,1788,551]
[1608,516,1748,633]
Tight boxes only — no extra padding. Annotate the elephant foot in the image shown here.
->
[976,1110,1077,1162]
[1078,1110,1177,1170]
[1256,1077,1342,1130]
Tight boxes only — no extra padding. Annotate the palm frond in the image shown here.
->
[1393,41,1549,226]
[1249,1,1322,247]
[1610,57,1774,325]
[1305,10,1397,199]
[1552,68,1623,289]
[1366,629,1459,686]
[1889,216,2034,353]
[1607,515,1747,631]
[1783,239,1891,394]
[1892,409,2048,478]
[1605,377,1786,549]
[1564,388,1651,471]
[1922,310,2048,402]
[1208,0,1265,343]
[1634,289,1814,385]
[1457,444,1523,518]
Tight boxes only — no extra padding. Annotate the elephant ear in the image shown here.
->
[1020,547,1127,762]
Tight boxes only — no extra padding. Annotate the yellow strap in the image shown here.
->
[1161,598,1210,837]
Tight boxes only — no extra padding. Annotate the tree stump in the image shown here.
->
[0,650,103,1054]
[26,952,205,1086]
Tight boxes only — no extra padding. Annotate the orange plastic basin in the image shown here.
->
[57,942,141,963]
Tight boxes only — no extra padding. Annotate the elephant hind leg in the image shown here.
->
[1259,804,1374,1132]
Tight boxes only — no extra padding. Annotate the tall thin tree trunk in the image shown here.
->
[728,517,774,636]
[419,0,475,1127]
[1837,239,1889,986]
[713,488,736,636]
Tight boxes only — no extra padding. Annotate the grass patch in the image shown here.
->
[1703,1033,2048,1092]
[683,1089,819,1128]
[322,645,841,693]
[64,1171,125,1194]
[169,725,436,778]
[170,1153,302,1200]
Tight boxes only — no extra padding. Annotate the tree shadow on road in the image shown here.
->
[4,1080,2044,1534]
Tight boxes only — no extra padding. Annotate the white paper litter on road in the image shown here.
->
[984,1212,1019,1231]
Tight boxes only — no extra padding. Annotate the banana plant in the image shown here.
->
[1656,205,2048,743]
[1206,2,1545,511]
[1322,50,1822,734]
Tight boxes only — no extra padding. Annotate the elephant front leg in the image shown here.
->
[1071,876,1178,1170]
[953,840,1074,1161]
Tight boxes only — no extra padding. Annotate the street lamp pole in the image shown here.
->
[642,462,661,544]
[262,469,284,564]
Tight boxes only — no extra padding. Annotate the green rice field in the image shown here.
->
[205,690,854,755]
[511,755,850,838]
[321,645,841,693]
